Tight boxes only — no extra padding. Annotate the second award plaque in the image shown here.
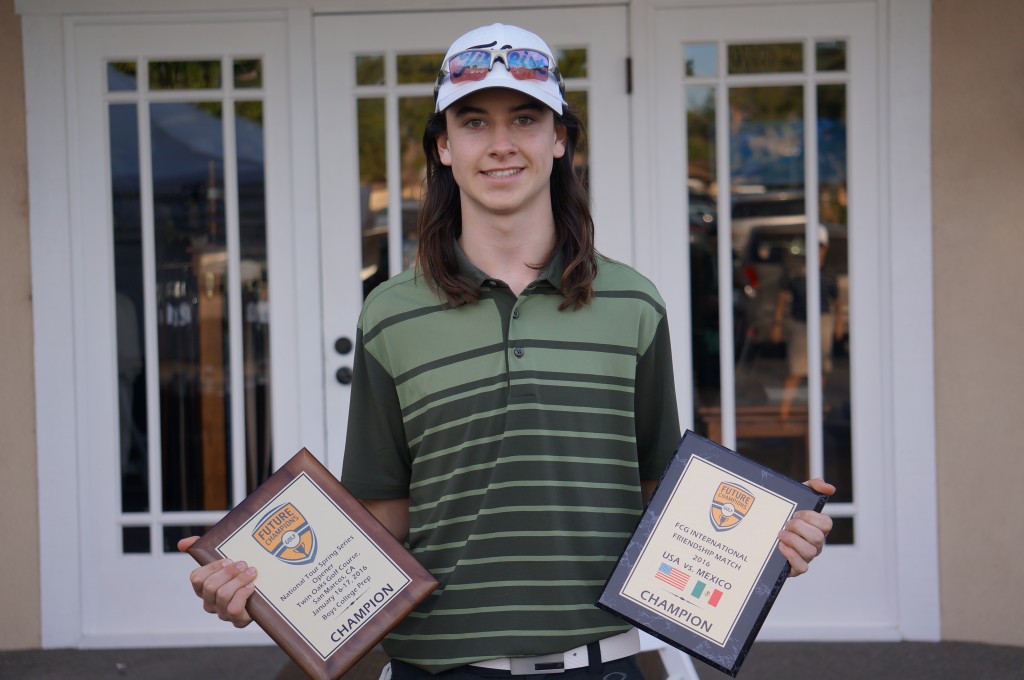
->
[598,431,827,677]
[188,448,438,680]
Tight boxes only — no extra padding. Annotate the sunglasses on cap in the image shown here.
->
[434,47,565,99]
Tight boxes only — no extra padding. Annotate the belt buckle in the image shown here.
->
[509,653,566,675]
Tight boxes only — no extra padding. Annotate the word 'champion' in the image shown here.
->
[329,583,395,643]
[641,591,713,634]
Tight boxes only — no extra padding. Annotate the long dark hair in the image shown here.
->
[416,105,597,310]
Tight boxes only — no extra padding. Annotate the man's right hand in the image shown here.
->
[178,536,257,628]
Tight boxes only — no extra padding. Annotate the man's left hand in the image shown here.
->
[778,478,835,576]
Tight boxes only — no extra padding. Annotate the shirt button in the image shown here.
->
[513,347,525,358]
[512,309,520,319]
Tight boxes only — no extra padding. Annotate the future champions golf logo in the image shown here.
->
[710,482,755,532]
[252,502,317,565]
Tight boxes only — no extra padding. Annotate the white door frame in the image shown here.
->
[629,0,938,640]
[23,10,325,647]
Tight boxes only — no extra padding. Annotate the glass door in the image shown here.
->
[314,7,633,474]
[652,2,892,634]
[73,19,297,642]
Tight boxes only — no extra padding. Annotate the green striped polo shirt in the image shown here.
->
[341,250,681,673]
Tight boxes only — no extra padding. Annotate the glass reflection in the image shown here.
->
[685,86,722,413]
[150,100,231,512]
[729,85,809,481]
[122,526,150,554]
[684,44,717,78]
[397,53,445,84]
[399,96,433,270]
[233,60,263,89]
[818,84,853,503]
[108,62,138,92]
[356,55,385,86]
[236,101,273,495]
[358,98,388,297]
[564,90,589,186]
[149,60,221,90]
[110,102,149,514]
[557,48,588,79]
[110,58,273,551]
[816,41,847,72]
[727,43,803,75]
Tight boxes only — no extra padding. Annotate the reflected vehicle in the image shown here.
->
[737,222,848,351]
[730,189,804,253]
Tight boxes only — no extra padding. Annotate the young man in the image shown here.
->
[181,23,833,678]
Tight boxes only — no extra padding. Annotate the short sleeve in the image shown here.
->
[634,315,682,481]
[340,327,412,499]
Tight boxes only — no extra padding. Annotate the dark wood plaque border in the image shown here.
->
[188,448,438,680]
[598,431,828,677]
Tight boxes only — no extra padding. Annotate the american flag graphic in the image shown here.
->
[655,562,690,590]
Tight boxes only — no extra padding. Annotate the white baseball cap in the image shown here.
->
[434,23,567,114]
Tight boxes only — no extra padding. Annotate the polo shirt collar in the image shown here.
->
[454,241,565,292]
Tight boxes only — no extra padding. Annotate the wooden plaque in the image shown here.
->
[188,448,437,680]
[598,431,828,677]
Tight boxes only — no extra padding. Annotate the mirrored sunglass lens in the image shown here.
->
[449,50,491,83]
[507,50,550,81]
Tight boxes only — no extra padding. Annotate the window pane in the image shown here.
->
[163,525,213,553]
[108,61,138,92]
[397,53,445,84]
[236,101,273,495]
[149,60,222,90]
[685,86,722,430]
[564,89,589,187]
[233,59,263,89]
[399,96,433,269]
[122,526,150,554]
[358,98,388,297]
[685,43,717,78]
[109,103,149,515]
[556,48,587,79]
[827,516,853,545]
[818,83,853,503]
[356,55,385,86]
[728,86,809,481]
[150,101,231,511]
[816,41,847,72]
[728,43,803,75]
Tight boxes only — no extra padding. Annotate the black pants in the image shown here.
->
[390,656,645,680]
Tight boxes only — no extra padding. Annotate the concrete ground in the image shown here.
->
[2,642,1023,680]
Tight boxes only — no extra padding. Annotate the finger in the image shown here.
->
[793,509,834,537]
[222,577,257,628]
[198,560,247,612]
[778,528,819,568]
[777,540,810,577]
[216,566,257,626]
[177,536,200,553]
[188,558,231,599]
[803,478,837,497]
[781,517,827,560]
